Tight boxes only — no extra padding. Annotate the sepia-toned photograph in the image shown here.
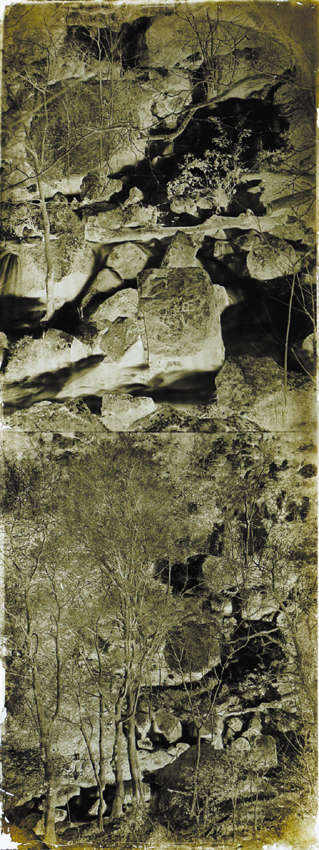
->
[0,2,317,848]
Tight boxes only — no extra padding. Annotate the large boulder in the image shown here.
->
[226,716,243,736]
[246,735,278,770]
[246,237,303,279]
[169,195,202,217]
[138,743,190,777]
[84,205,158,232]
[130,405,265,432]
[184,719,219,744]
[106,242,150,279]
[150,742,228,792]
[215,356,316,431]
[92,289,139,324]
[42,194,93,300]
[101,393,155,430]
[128,407,225,432]
[231,737,251,754]
[34,809,67,836]
[137,267,227,373]
[294,332,316,375]
[3,199,94,310]
[150,709,182,745]
[79,174,123,203]
[243,711,263,740]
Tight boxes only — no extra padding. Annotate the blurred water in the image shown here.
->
[3,359,218,415]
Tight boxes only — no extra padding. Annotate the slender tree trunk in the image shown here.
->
[38,184,55,319]
[254,792,259,834]
[98,692,106,831]
[190,729,201,817]
[98,28,104,172]
[126,689,144,804]
[26,138,55,319]
[31,662,58,846]
[97,780,104,832]
[126,714,144,802]
[232,796,237,841]
[284,273,295,401]
[43,741,57,845]
[111,701,125,819]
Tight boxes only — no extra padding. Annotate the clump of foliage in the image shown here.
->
[167,117,251,213]
[253,131,293,171]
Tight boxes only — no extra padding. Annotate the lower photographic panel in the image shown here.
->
[1,430,317,849]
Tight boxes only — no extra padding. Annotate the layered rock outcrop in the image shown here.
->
[1,4,317,846]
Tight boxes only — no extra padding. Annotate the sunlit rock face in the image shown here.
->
[98,316,140,362]
[1,202,94,305]
[106,242,150,280]
[101,392,155,431]
[85,205,158,236]
[127,407,214,432]
[133,231,228,386]
[96,289,139,323]
[150,709,182,745]
[4,330,89,383]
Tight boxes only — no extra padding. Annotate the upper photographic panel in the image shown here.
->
[1,2,317,433]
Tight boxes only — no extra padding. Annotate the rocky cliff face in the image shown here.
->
[1,3,317,848]
[2,429,317,844]
[1,2,316,433]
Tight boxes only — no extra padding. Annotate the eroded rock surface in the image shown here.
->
[1,4,316,842]
[137,267,227,373]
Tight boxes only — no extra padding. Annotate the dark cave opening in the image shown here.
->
[108,90,289,218]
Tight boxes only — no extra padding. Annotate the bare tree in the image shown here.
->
[1,7,140,316]
[3,457,78,845]
[63,457,191,823]
[96,501,186,818]
[2,7,71,317]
